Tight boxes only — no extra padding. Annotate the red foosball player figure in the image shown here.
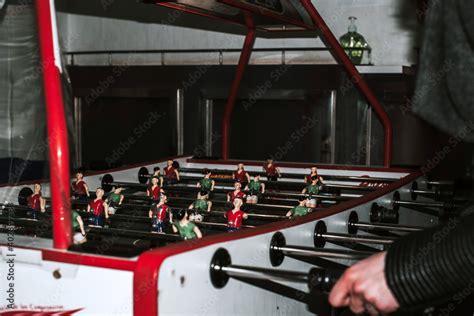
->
[263,157,281,182]
[233,163,250,188]
[245,174,265,204]
[164,159,180,185]
[27,183,46,220]
[149,194,171,234]
[149,166,164,187]
[72,171,90,201]
[172,209,203,240]
[304,166,324,185]
[147,176,165,202]
[227,182,247,203]
[87,188,109,227]
[225,198,248,232]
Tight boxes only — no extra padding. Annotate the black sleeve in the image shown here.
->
[385,212,474,311]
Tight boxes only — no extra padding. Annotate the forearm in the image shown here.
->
[385,213,474,310]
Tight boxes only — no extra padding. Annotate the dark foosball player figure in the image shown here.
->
[224,198,248,232]
[304,166,324,185]
[72,210,87,245]
[87,188,109,227]
[286,196,311,218]
[188,191,212,222]
[149,194,171,234]
[106,186,124,215]
[147,176,164,202]
[27,183,46,220]
[164,159,180,185]
[72,171,90,202]
[227,182,247,203]
[263,157,281,182]
[197,169,215,193]
[233,163,250,188]
[245,174,265,205]
[172,209,203,240]
[302,176,322,208]
[149,166,164,187]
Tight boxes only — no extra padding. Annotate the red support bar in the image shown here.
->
[222,16,256,160]
[301,0,393,167]
[36,0,72,249]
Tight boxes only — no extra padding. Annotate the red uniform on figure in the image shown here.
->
[147,186,161,201]
[165,166,177,180]
[228,191,246,203]
[225,209,245,229]
[28,194,42,210]
[264,164,278,177]
[305,174,323,184]
[73,180,87,196]
[234,170,247,183]
[305,167,324,184]
[89,199,105,216]
[154,204,169,221]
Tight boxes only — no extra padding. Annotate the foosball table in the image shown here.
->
[0,156,460,315]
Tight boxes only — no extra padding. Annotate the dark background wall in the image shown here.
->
[68,64,472,179]
[81,97,174,168]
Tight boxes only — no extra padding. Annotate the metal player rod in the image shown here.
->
[198,221,256,229]
[216,265,309,284]
[351,222,423,233]
[88,227,182,242]
[412,189,442,196]
[204,210,287,219]
[210,248,340,292]
[426,180,453,186]
[272,245,373,260]
[122,194,295,210]
[391,191,456,211]
[319,232,396,245]
[395,199,444,208]
[176,175,377,191]
[101,176,354,202]
[168,167,397,183]
[262,191,355,201]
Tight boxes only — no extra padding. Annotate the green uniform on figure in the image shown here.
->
[72,210,81,230]
[248,180,261,195]
[289,206,310,217]
[305,184,320,195]
[192,199,209,211]
[199,178,213,191]
[173,220,198,240]
[108,192,121,205]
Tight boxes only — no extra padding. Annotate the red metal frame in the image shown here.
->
[222,13,256,160]
[155,1,393,167]
[300,0,392,167]
[36,0,72,249]
[133,168,422,315]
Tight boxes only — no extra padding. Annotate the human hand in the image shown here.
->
[329,252,399,315]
